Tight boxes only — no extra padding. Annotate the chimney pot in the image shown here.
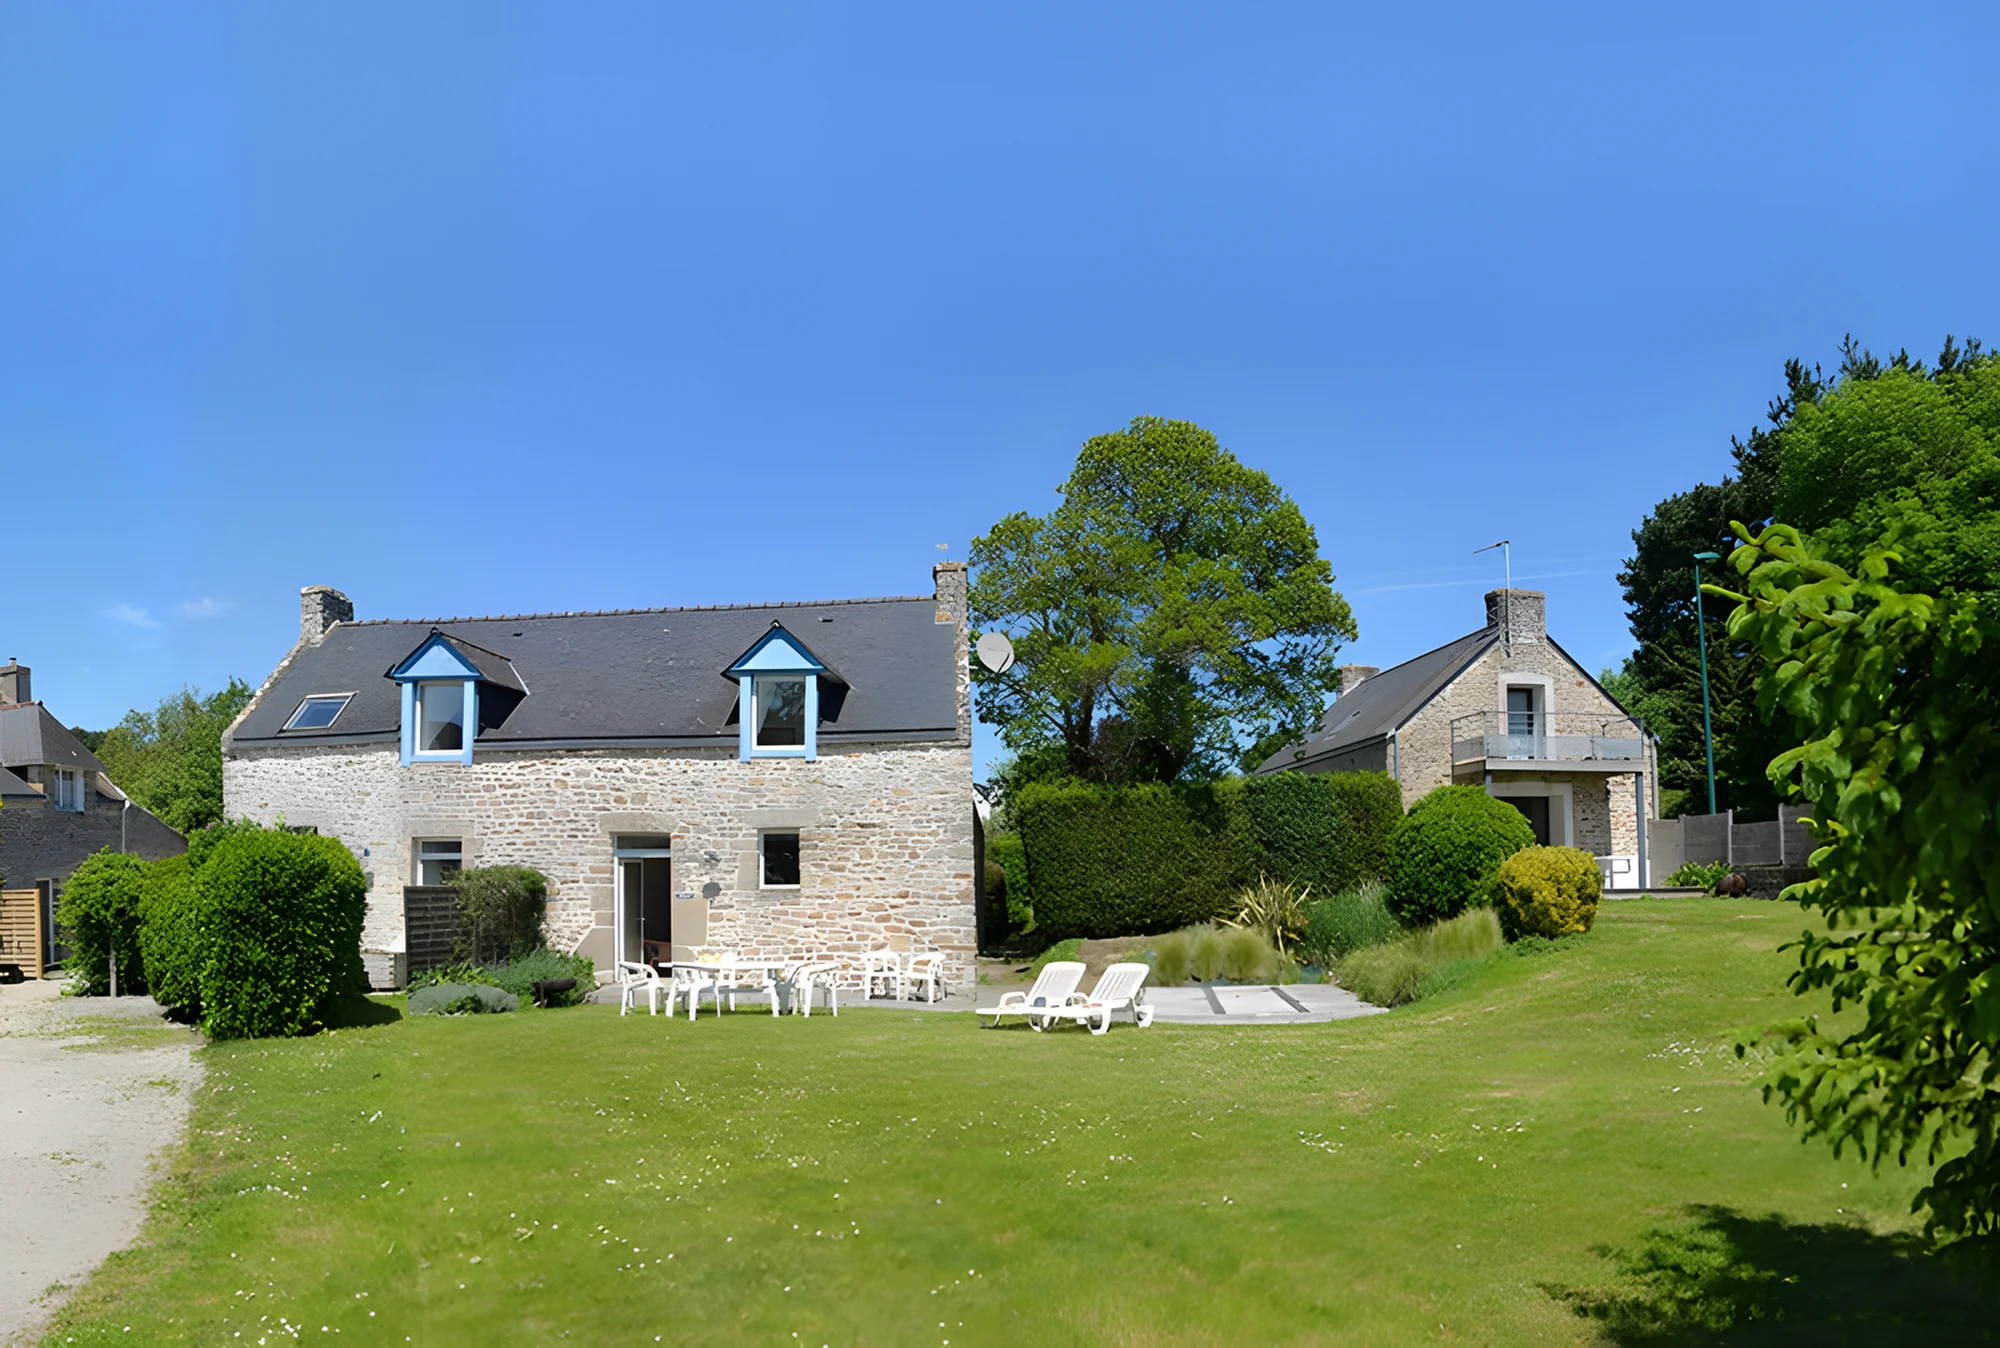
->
[300,586,354,646]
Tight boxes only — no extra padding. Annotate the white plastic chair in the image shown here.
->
[861,948,904,1001]
[788,960,841,1017]
[615,961,663,1017]
[670,963,716,1020]
[976,961,1085,1029]
[904,952,946,1004]
[1041,963,1154,1035]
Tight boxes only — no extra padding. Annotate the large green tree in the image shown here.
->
[1722,522,2000,1239]
[1615,335,1997,817]
[89,680,253,833]
[970,417,1355,785]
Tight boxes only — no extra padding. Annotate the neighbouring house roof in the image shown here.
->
[0,703,109,776]
[229,596,959,751]
[1255,628,1496,773]
[0,764,41,799]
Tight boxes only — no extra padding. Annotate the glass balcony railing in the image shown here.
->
[1450,709,1643,766]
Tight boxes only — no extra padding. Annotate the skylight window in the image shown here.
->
[283,693,353,731]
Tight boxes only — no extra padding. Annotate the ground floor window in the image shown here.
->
[761,831,801,888]
[414,838,462,886]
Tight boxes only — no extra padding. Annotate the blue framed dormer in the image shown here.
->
[726,623,826,761]
[388,632,482,766]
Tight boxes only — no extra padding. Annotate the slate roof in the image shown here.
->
[229,596,959,751]
[0,703,109,776]
[1253,627,1497,773]
[0,765,40,799]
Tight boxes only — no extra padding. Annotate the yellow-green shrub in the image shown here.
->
[1494,846,1601,939]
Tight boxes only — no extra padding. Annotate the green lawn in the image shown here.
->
[44,900,1997,1345]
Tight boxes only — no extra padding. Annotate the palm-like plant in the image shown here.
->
[1226,874,1309,959]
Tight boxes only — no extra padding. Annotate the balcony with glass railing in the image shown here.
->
[1450,709,1644,770]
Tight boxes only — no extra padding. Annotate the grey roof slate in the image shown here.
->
[1253,627,1497,773]
[0,703,109,775]
[230,597,959,750]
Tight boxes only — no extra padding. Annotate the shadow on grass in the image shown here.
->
[323,994,403,1030]
[1548,1204,2000,1345]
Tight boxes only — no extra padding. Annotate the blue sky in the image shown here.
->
[3,4,1994,779]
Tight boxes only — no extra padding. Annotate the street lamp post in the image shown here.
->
[1693,551,1721,815]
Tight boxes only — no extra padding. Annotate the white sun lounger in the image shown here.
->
[976,960,1085,1029]
[1039,962,1154,1035]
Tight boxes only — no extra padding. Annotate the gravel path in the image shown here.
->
[0,980,202,1344]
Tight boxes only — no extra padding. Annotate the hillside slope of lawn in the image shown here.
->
[43,900,1997,1344]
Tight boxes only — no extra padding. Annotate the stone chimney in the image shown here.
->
[300,586,354,646]
[0,659,29,704]
[933,562,970,744]
[932,562,967,626]
[1338,664,1379,697]
[1484,588,1546,646]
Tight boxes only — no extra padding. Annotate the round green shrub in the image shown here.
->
[196,831,368,1040]
[55,850,151,995]
[1386,785,1536,926]
[1495,846,1602,939]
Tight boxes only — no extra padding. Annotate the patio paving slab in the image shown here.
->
[1144,982,1386,1025]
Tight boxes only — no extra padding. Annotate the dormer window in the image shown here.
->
[753,676,807,749]
[282,693,353,731]
[725,622,835,761]
[387,628,525,767]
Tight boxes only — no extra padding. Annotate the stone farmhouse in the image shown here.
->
[222,567,976,987]
[0,660,185,977]
[1256,589,1660,888]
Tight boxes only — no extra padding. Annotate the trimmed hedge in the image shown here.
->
[137,855,207,1017]
[1016,781,1254,938]
[1386,785,1536,926]
[1014,772,1404,940]
[1495,846,1601,939]
[1241,771,1402,899]
[986,832,1034,932]
[54,850,151,995]
[194,830,368,1040]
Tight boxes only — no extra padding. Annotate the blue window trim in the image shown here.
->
[399,678,477,766]
[739,672,817,762]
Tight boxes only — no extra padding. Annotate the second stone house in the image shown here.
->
[1255,589,1660,888]
[222,567,976,987]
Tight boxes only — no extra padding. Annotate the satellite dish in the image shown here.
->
[975,632,1015,674]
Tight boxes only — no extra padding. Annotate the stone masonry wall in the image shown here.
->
[224,740,977,986]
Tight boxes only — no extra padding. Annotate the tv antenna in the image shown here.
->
[1474,539,1512,650]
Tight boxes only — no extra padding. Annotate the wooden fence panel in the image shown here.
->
[0,888,44,978]
[403,886,465,976]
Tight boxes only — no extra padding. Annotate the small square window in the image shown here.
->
[416,682,464,753]
[753,676,806,748]
[284,693,353,731]
[761,831,800,888]
[415,839,463,886]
